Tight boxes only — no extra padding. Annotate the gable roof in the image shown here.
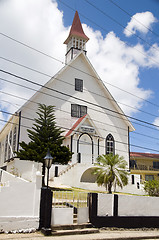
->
[130,152,159,159]
[65,114,87,137]
[18,51,135,132]
[65,114,101,138]
[64,11,89,44]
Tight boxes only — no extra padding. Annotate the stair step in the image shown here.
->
[51,223,93,231]
[52,228,99,236]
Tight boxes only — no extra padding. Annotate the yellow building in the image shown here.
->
[130,152,159,182]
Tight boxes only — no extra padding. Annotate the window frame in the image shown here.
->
[153,161,159,169]
[4,135,8,162]
[106,134,115,155]
[13,126,17,152]
[71,104,87,118]
[8,130,12,159]
[145,175,154,181]
[75,78,83,92]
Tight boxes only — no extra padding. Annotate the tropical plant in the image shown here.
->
[143,179,159,196]
[16,104,72,185]
[92,153,129,193]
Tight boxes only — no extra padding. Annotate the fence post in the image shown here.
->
[88,193,98,222]
[113,194,118,217]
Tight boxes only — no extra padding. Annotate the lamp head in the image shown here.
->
[44,148,53,169]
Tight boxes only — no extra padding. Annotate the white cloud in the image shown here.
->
[0,0,159,130]
[0,0,68,123]
[85,29,152,114]
[124,11,157,37]
[153,117,159,129]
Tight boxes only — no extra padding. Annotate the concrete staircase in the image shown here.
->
[73,213,78,224]
[51,223,99,236]
[58,163,77,177]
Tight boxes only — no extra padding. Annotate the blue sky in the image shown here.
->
[0,0,159,154]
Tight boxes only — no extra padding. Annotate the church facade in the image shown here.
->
[0,12,140,193]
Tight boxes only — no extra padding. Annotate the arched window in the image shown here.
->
[13,127,17,152]
[4,135,8,162]
[8,131,12,159]
[106,134,115,155]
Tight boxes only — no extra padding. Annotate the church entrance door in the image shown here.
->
[77,133,93,164]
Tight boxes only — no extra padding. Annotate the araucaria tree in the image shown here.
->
[92,153,129,193]
[16,104,72,185]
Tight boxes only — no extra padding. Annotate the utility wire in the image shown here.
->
[108,0,159,38]
[1,68,159,130]
[1,25,159,109]
[1,76,159,152]
[0,33,63,65]
[1,71,159,138]
[0,5,159,152]
[1,56,159,119]
[1,114,159,154]
[0,118,129,155]
[84,0,159,53]
[1,78,159,153]
[1,84,159,147]
[0,82,132,139]
[58,0,159,68]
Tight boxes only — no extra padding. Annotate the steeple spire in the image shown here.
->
[64,11,89,63]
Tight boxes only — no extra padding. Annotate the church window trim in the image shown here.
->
[71,104,87,118]
[106,134,115,155]
[75,78,83,92]
[13,126,17,152]
[8,130,12,159]
[4,135,8,162]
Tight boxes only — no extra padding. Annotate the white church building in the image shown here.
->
[0,11,142,194]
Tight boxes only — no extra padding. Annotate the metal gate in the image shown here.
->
[51,191,89,226]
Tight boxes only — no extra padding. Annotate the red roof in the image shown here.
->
[65,114,87,137]
[64,11,89,44]
[130,152,159,159]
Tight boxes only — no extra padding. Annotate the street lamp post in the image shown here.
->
[44,148,53,188]
[39,149,53,235]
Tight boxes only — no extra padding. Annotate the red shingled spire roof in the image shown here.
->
[64,11,89,44]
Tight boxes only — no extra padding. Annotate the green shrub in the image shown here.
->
[144,179,159,196]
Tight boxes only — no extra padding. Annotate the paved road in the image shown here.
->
[1,230,159,240]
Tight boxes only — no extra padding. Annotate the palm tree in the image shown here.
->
[92,153,129,193]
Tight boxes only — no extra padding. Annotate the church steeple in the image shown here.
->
[64,11,89,63]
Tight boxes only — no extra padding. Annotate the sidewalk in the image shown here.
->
[1,229,159,240]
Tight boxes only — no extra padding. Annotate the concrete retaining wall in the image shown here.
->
[118,195,159,216]
[97,193,159,217]
[7,159,42,182]
[89,193,159,228]
[98,193,114,216]
[0,168,42,232]
[51,208,73,225]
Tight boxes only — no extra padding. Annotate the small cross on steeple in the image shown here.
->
[64,11,89,63]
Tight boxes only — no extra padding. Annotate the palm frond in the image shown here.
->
[92,153,129,193]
